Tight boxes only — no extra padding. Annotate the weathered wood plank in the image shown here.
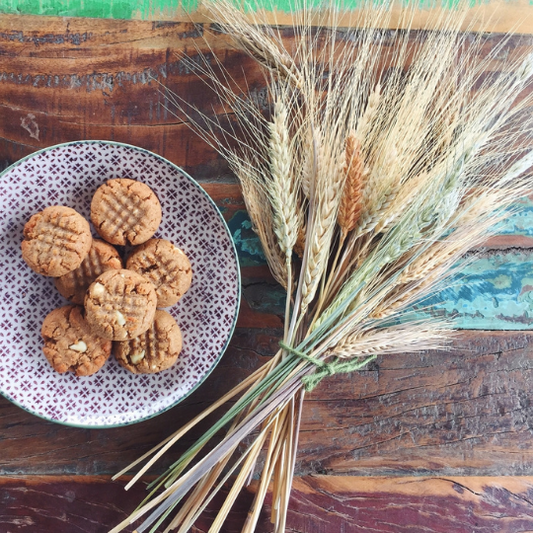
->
[2,15,533,173]
[298,331,533,476]
[201,185,533,330]
[2,331,533,478]
[2,0,533,36]
[282,476,533,533]
[0,476,146,533]
[0,16,258,178]
[231,228,533,329]
[3,474,533,533]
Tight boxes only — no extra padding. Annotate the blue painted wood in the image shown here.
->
[495,197,533,239]
[228,203,533,330]
[228,210,269,268]
[421,251,533,330]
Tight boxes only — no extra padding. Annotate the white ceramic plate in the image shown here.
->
[0,141,240,428]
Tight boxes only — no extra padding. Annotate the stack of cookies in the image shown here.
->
[21,178,192,377]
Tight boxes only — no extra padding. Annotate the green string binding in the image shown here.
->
[279,341,377,392]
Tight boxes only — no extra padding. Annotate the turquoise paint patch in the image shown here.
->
[227,210,268,267]
[415,251,533,329]
[494,197,533,238]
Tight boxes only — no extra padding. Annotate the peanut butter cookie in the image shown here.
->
[90,178,162,246]
[21,206,92,277]
[114,310,182,374]
[126,239,192,307]
[55,239,123,304]
[85,269,157,341]
[41,305,112,376]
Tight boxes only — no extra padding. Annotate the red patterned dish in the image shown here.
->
[0,141,240,427]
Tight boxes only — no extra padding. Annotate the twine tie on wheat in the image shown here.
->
[279,341,377,391]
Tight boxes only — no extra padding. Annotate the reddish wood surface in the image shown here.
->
[3,475,533,533]
[2,15,533,180]
[3,12,533,533]
[0,15,259,179]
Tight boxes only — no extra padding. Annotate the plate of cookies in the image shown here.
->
[0,141,240,427]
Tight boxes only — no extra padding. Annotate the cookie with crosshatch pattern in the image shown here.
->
[84,269,157,341]
[114,310,182,374]
[21,205,92,277]
[41,305,112,377]
[90,178,162,246]
[127,239,193,307]
[55,239,123,304]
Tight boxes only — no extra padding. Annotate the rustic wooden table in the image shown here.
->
[3,7,533,532]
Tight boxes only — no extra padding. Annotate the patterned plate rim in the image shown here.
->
[0,140,241,429]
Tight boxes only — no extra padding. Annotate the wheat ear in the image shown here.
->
[300,124,318,198]
[330,323,451,359]
[353,145,400,237]
[268,98,299,258]
[356,83,381,144]
[338,131,364,236]
[374,172,429,233]
[299,133,345,316]
[239,172,288,289]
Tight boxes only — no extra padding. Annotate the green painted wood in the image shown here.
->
[1,0,526,21]
[0,0,187,20]
[228,202,533,330]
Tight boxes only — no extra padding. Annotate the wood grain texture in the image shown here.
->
[2,15,533,174]
[3,475,533,533]
[0,15,256,178]
[298,331,533,476]
[2,331,533,478]
[282,476,533,533]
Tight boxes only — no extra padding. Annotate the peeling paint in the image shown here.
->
[0,30,90,46]
[20,113,39,141]
[0,53,213,96]
[496,197,533,238]
[1,0,532,21]
[228,211,266,267]
[415,252,533,329]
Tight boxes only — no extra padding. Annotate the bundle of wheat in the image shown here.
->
[110,2,533,532]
